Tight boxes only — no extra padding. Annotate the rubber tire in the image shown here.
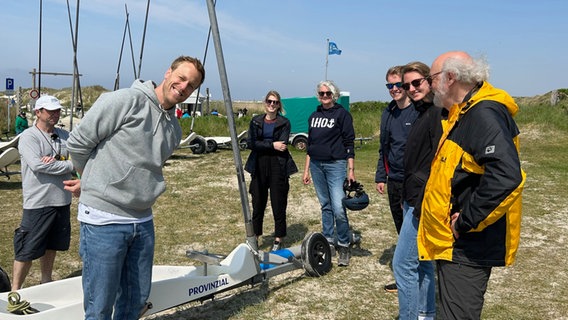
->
[293,136,308,151]
[206,139,218,153]
[301,232,332,277]
[0,266,11,293]
[190,136,206,154]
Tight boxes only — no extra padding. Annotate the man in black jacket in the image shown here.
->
[375,66,419,293]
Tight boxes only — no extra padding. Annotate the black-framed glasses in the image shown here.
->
[427,71,443,84]
[401,78,428,91]
[385,82,403,90]
[318,91,333,97]
[266,99,280,105]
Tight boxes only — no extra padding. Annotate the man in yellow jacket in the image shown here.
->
[417,51,526,320]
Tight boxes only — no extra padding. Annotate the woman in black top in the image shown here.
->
[245,90,298,251]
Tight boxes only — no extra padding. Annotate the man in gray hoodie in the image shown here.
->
[67,56,205,320]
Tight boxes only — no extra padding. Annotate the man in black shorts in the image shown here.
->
[12,95,80,290]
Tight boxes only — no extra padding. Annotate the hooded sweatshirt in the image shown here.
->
[67,80,182,219]
[307,103,355,161]
[417,81,526,267]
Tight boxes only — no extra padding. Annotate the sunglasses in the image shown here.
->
[385,82,403,90]
[401,78,428,91]
[318,91,333,97]
[266,99,280,105]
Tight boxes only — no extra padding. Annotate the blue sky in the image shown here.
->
[1,0,566,102]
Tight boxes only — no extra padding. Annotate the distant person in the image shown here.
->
[15,110,29,135]
[175,105,183,119]
[393,61,441,320]
[302,80,356,266]
[374,65,419,293]
[245,90,298,251]
[12,95,79,292]
[67,55,205,319]
[181,111,190,119]
[418,51,526,319]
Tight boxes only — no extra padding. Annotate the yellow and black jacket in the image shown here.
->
[417,81,526,267]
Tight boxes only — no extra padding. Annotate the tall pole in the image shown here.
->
[206,0,257,250]
[325,38,329,80]
[38,0,43,96]
[136,0,150,79]
[190,4,214,132]
[66,0,81,130]
[114,5,129,91]
[126,6,137,79]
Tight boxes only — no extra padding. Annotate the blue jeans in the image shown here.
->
[310,159,350,247]
[393,202,436,319]
[80,221,155,320]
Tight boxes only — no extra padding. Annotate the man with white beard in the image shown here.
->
[417,51,526,320]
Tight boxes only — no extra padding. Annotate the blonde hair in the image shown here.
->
[264,90,285,115]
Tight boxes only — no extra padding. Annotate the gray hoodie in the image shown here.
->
[67,80,182,219]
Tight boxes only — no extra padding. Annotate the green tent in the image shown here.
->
[281,94,350,134]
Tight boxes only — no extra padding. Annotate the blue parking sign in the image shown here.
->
[6,78,14,91]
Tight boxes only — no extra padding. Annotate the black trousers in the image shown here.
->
[437,260,492,320]
[249,155,289,238]
[387,179,404,234]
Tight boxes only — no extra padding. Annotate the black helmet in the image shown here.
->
[342,179,369,211]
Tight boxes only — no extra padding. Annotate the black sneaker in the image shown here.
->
[337,246,351,266]
[351,232,362,246]
[384,283,397,293]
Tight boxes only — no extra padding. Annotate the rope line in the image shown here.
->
[6,292,40,315]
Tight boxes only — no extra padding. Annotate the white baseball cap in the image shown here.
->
[34,95,63,111]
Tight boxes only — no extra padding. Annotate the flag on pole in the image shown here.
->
[329,41,342,55]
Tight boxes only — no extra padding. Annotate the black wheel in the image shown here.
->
[238,138,248,151]
[0,266,11,293]
[293,136,308,151]
[190,136,206,154]
[206,139,218,153]
[301,232,332,277]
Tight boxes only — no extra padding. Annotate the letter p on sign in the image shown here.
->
[6,78,14,91]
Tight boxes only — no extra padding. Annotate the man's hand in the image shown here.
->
[63,179,81,197]
[302,171,311,185]
[40,156,56,164]
[450,212,460,239]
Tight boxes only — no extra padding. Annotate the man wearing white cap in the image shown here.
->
[11,95,80,292]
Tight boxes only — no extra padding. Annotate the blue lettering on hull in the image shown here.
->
[188,278,229,296]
